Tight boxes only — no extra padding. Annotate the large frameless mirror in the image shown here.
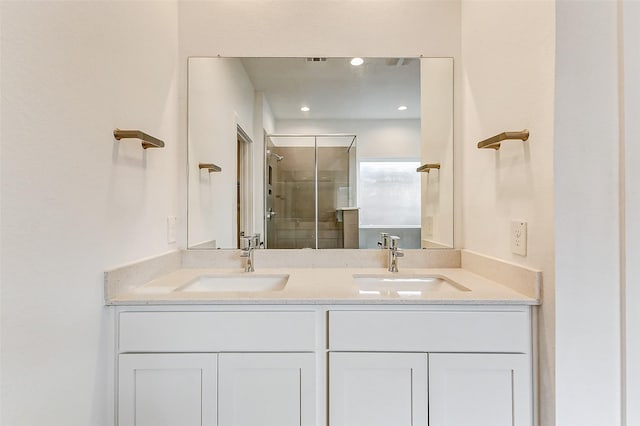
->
[187,57,453,249]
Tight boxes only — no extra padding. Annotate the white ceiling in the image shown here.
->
[240,57,421,120]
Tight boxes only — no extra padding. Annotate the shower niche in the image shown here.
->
[265,134,358,249]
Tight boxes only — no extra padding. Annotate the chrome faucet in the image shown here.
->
[388,236,404,272]
[240,234,259,272]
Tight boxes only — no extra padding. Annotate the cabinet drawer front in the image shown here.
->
[119,311,316,353]
[329,310,530,353]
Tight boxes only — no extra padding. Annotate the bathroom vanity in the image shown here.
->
[115,304,532,426]
[107,250,540,426]
[115,305,532,426]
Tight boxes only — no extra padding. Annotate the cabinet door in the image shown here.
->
[218,353,316,426]
[429,353,532,426]
[329,352,428,426]
[118,353,217,426]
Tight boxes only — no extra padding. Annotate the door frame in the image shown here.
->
[236,123,253,247]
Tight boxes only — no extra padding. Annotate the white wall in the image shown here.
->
[555,1,622,425]
[0,2,179,425]
[555,1,640,425]
[188,57,256,248]
[421,58,454,247]
[460,1,556,424]
[178,1,461,58]
[623,3,640,424]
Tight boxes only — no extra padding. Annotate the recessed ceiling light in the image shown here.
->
[398,105,408,111]
[300,106,310,112]
[350,57,364,66]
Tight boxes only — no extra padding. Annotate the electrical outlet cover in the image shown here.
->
[511,220,527,256]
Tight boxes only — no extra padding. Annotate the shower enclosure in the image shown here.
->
[265,134,357,249]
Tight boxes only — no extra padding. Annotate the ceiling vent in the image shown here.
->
[306,57,328,63]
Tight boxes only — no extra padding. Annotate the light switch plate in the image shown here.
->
[424,216,434,236]
[511,220,527,256]
[167,216,177,244]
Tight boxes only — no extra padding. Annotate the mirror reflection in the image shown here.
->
[187,57,453,250]
[265,134,358,249]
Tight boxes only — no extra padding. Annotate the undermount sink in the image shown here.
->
[178,274,289,292]
[353,274,470,296]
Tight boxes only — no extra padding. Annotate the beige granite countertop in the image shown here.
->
[106,266,539,306]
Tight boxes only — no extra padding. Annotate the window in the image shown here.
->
[358,160,420,227]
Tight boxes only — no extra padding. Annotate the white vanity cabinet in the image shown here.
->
[116,310,318,426]
[116,305,534,426]
[328,308,533,426]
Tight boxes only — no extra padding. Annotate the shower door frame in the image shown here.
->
[264,133,357,249]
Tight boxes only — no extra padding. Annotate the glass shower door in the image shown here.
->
[265,134,356,249]
[265,136,316,249]
[317,137,355,248]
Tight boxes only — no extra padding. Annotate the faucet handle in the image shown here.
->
[241,234,262,250]
[379,232,390,249]
[389,236,400,250]
[240,235,253,250]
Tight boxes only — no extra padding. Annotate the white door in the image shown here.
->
[329,352,428,426]
[429,353,532,426]
[118,353,217,426]
[218,353,316,426]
